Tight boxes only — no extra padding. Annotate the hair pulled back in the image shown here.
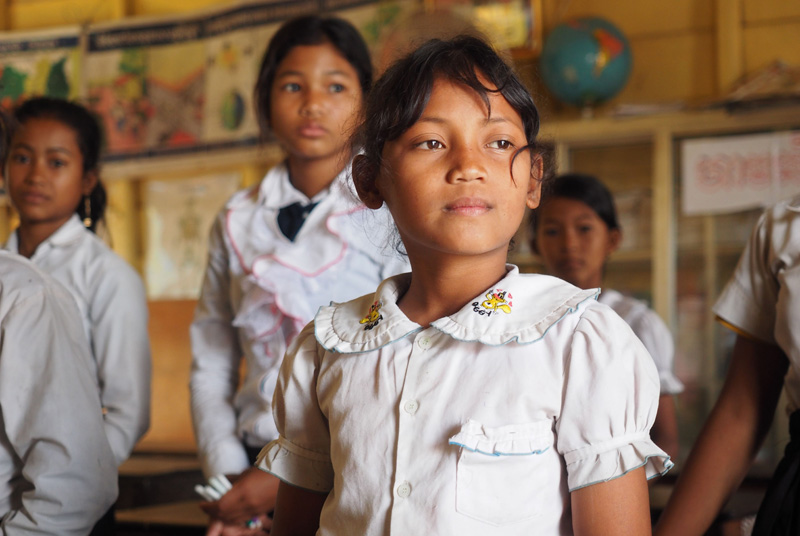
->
[254,15,372,138]
[13,97,106,232]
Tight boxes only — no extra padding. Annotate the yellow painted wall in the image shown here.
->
[7,0,125,29]
[742,0,800,74]
[539,0,800,106]
[3,0,236,29]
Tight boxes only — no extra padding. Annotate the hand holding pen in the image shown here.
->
[195,474,234,502]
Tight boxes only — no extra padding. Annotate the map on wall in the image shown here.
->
[85,19,209,159]
[0,28,82,109]
[202,16,278,143]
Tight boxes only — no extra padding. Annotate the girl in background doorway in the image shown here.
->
[529,173,683,459]
[259,35,670,535]
[4,96,151,535]
[190,15,406,535]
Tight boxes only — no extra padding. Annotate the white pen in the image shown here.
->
[209,476,229,495]
[194,484,216,502]
[216,474,233,491]
[204,485,222,500]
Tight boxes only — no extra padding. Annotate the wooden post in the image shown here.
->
[716,0,744,94]
[105,178,142,273]
[652,128,675,329]
[0,0,9,30]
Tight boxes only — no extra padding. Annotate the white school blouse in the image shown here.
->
[3,215,151,466]
[0,252,117,534]
[259,266,672,535]
[190,162,407,477]
[598,289,684,395]
[714,195,800,412]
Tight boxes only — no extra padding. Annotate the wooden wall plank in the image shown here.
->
[716,0,744,93]
[130,0,232,16]
[743,0,800,24]
[137,299,197,453]
[542,0,713,35]
[9,0,124,29]
[615,31,716,104]
[743,21,800,73]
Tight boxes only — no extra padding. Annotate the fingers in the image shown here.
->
[211,516,271,536]
[206,519,225,536]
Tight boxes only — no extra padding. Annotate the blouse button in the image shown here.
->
[396,481,412,498]
[403,400,419,415]
[417,337,431,350]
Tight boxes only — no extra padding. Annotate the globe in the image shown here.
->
[539,17,632,109]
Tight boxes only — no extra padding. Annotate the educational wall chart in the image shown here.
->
[0,27,82,108]
[682,130,800,214]
[144,172,242,299]
[1,0,414,161]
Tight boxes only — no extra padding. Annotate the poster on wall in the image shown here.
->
[85,18,209,159]
[0,26,82,109]
[200,1,322,144]
[82,0,411,160]
[681,130,800,215]
[326,0,416,49]
[1,0,416,162]
[144,172,242,299]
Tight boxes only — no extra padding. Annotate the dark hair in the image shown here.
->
[13,97,106,232]
[529,173,621,239]
[0,107,9,167]
[353,35,541,183]
[254,15,372,137]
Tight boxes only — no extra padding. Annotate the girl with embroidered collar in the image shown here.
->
[258,35,672,535]
[4,96,150,535]
[190,15,407,534]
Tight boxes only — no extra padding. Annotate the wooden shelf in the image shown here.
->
[513,248,652,271]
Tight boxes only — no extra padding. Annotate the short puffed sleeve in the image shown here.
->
[257,321,333,492]
[555,303,673,491]
[713,211,778,344]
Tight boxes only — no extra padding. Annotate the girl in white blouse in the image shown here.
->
[529,173,683,459]
[4,97,151,535]
[190,15,407,534]
[259,36,671,535]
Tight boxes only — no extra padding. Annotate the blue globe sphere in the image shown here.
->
[540,17,632,108]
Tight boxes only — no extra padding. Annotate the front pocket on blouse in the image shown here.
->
[449,419,554,526]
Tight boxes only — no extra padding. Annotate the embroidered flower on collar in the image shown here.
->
[472,289,513,317]
[359,300,383,330]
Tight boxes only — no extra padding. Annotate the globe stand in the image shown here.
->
[580,105,595,120]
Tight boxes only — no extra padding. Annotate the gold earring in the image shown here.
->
[83,196,92,228]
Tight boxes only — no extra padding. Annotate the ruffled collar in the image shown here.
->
[225,161,365,278]
[315,265,599,353]
[253,160,332,209]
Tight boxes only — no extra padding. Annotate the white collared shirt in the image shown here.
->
[259,266,671,535]
[190,162,408,477]
[714,195,800,412]
[3,215,151,466]
[0,252,117,534]
[598,289,684,395]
